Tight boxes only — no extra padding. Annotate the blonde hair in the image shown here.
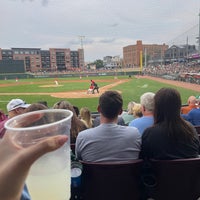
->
[132,103,142,118]
[127,101,135,114]
[80,107,93,128]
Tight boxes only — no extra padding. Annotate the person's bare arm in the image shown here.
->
[0,132,68,200]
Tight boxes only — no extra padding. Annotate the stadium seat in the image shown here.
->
[80,160,143,200]
[145,158,200,200]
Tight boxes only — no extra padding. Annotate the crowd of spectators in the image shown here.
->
[30,67,134,76]
[143,63,200,84]
[0,88,200,199]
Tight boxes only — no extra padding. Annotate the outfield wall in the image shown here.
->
[0,73,34,80]
[34,71,140,78]
[0,71,140,80]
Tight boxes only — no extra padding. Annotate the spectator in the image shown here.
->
[0,99,30,138]
[132,103,143,118]
[76,90,141,162]
[73,105,80,117]
[93,115,125,127]
[181,96,197,114]
[140,88,200,160]
[181,99,200,126]
[37,101,48,108]
[0,110,7,122]
[0,110,8,138]
[80,107,94,128]
[1,98,31,200]
[53,100,72,109]
[129,92,155,135]
[53,100,87,143]
[24,103,48,113]
[7,99,30,118]
[121,101,135,125]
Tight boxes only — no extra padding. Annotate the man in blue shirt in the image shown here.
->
[129,92,155,134]
[182,108,200,126]
[182,98,200,126]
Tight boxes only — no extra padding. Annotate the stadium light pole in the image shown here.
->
[78,35,85,70]
[78,35,85,49]
[144,48,147,68]
[199,11,200,52]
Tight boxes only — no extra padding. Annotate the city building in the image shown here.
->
[103,55,122,69]
[123,40,168,67]
[0,47,84,73]
[164,45,197,63]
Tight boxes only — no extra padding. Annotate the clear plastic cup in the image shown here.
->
[5,109,73,200]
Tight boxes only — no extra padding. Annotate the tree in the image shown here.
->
[94,59,104,69]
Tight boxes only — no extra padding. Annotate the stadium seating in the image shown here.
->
[80,160,143,200]
[145,158,200,200]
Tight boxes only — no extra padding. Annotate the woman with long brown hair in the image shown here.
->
[140,87,199,159]
[53,100,87,143]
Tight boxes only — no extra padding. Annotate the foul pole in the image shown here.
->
[140,50,143,73]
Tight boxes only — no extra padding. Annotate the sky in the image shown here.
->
[1,0,200,62]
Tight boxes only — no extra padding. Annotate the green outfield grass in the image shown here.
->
[0,76,198,113]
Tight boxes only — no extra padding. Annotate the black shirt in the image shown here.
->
[140,124,200,160]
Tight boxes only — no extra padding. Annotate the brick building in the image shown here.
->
[0,47,84,72]
[123,40,168,67]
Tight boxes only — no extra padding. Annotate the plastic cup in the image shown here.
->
[71,161,82,188]
[5,109,73,200]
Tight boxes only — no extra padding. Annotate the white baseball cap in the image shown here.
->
[7,99,30,112]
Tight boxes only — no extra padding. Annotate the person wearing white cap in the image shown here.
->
[1,99,30,138]
[7,99,30,118]
[1,98,31,200]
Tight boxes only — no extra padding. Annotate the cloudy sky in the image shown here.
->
[1,0,200,62]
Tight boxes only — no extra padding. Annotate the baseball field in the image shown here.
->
[0,75,199,113]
